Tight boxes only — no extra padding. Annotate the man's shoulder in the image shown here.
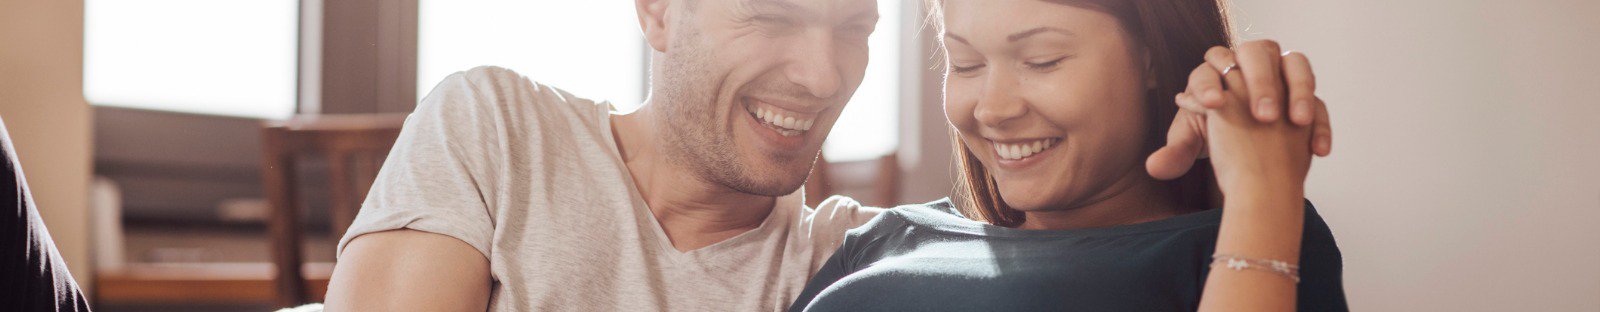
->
[423,66,610,126]
[800,197,973,232]
[803,195,885,230]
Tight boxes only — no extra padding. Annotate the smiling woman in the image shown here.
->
[786,0,1346,311]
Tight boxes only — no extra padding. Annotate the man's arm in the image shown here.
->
[324,229,491,312]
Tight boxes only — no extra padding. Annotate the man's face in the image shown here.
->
[652,0,877,196]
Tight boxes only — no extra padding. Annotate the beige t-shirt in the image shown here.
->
[337,66,882,311]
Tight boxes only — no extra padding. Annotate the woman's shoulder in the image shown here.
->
[1293,201,1350,310]
[886,198,968,221]
[1300,200,1342,255]
[882,198,981,229]
[840,198,974,240]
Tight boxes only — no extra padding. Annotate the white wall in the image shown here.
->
[1228,0,1600,310]
[0,0,94,294]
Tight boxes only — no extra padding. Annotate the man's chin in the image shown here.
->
[729,175,808,197]
[725,164,813,197]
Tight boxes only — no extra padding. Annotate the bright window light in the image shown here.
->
[84,0,299,120]
[418,0,645,111]
[823,0,903,162]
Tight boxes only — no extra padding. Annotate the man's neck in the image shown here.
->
[1018,169,1192,231]
[610,105,776,252]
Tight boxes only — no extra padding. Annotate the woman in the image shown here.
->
[788,0,1344,311]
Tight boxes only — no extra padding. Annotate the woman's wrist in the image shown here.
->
[1222,173,1303,195]
[1221,180,1304,212]
[1216,187,1307,263]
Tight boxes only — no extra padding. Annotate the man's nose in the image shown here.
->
[784,31,844,100]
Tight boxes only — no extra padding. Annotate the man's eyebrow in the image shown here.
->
[845,11,880,24]
[1007,27,1075,42]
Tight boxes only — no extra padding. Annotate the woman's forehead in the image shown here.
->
[941,0,1122,45]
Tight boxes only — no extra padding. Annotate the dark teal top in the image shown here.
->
[788,199,1347,312]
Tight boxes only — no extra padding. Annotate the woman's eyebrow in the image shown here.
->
[1008,27,1075,42]
[945,32,971,45]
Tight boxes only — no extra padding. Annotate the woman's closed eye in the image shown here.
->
[1024,57,1068,71]
[951,63,986,75]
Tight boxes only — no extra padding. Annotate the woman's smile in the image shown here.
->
[989,137,1062,170]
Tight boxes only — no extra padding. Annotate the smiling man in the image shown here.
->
[320,0,1328,311]
[325,0,884,311]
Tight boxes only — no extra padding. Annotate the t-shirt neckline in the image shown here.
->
[910,199,1225,239]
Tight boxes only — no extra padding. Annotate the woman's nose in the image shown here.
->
[972,70,1028,128]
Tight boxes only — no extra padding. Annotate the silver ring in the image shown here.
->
[1219,63,1240,76]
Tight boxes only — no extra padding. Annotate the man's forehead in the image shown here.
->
[736,0,878,20]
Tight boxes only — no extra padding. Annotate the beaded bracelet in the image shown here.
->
[1211,254,1301,283]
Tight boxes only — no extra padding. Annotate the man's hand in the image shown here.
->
[1147,40,1334,180]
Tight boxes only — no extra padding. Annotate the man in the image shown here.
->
[323,0,1331,311]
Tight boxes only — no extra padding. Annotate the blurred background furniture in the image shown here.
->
[260,113,407,306]
[806,153,901,208]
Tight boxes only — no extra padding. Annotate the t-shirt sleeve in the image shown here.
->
[803,195,885,259]
[788,209,906,312]
[336,68,511,259]
[1295,203,1349,311]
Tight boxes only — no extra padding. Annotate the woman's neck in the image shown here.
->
[1017,169,1194,231]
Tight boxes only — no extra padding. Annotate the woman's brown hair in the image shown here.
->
[928,0,1234,227]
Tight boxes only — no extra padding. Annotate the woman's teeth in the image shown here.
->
[748,104,815,136]
[994,138,1059,160]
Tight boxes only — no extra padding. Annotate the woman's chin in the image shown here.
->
[997,186,1058,212]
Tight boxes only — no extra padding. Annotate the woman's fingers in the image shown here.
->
[1178,64,1225,112]
[1175,93,1206,113]
[1234,40,1288,122]
[1147,110,1208,180]
[1312,96,1333,156]
[1201,46,1238,109]
[1282,51,1318,126]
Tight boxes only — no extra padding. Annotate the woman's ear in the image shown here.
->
[637,0,673,53]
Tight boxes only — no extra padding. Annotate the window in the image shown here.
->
[823,0,903,162]
[84,0,299,119]
[417,0,646,111]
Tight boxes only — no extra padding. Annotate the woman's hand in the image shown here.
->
[1146,40,1332,181]
[1196,59,1314,196]
[1184,42,1321,312]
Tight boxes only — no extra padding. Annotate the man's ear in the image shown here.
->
[637,0,672,52]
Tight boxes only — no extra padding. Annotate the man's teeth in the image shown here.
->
[749,105,815,134]
[994,139,1059,160]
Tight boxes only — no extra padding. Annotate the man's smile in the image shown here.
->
[743,97,818,137]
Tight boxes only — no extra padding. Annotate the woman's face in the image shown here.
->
[943,0,1153,212]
